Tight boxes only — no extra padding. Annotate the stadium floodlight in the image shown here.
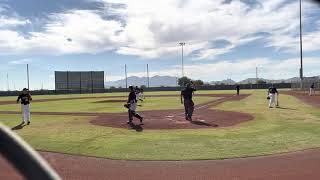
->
[179,42,186,77]
[299,0,304,89]
[27,64,30,90]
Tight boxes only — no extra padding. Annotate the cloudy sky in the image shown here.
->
[0,0,319,90]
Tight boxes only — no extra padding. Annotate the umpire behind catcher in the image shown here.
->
[181,82,196,121]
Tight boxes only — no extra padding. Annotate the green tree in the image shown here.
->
[193,80,204,86]
[257,80,267,84]
[178,76,191,86]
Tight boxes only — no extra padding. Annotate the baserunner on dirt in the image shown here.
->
[17,88,32,125]
[181,82,196,121]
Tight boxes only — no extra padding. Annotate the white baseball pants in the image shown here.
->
[269,93,276,107]
[21,104,30,123]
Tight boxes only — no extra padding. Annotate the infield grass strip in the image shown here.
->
[0,90,252,102]
[1,90,320,160]
[0,96,218,113]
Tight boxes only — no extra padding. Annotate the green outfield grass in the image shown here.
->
[0,89,249,102]
[1,89,320,160]
[0,96,218,113]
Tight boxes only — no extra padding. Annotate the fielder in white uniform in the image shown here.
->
[135,86,145,102]
[17,88,32,125]
[268,86,278,108]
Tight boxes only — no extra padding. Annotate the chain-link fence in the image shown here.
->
[291,77,320,91]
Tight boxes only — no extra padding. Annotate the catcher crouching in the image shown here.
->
[125,86,144,125]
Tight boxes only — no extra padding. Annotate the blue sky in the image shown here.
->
[0,0,319,90]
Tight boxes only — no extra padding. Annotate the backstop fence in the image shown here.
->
[291,77,320,91]
[55,71,105,93]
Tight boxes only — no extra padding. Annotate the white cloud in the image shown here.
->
[119,57,320,82]
[92,0,320,59]
[0,16,30,27]
[9,58,33,65]
[0,0,319,60]
[0,10,125,55]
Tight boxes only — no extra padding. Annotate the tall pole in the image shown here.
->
[125,64,128,89]
[91,71,94,94]
[6,73,9,91]
[147,64,150,88]
[179,42,186,77]
[27,64,30,90]
[256,67,258,84]
[256,67,258,89]
[299,0,304,89]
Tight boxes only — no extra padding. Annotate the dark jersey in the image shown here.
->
[268,87,278,94]
[311,84,315,89]
[17,94,32,105]
[181,87,196,100]
[236,85,240,90]
[127,92,137,104]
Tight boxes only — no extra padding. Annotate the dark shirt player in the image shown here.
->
[181,82,196,121]
[17,88,32,125]
[126,86,143,125]
[268,86,279,108]
[236,85,240,96]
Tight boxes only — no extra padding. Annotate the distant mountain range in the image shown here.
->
[106,75,319,88]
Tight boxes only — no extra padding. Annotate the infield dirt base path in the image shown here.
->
[284,91,320,108]
[2,149,320,180]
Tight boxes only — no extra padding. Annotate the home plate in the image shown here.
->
[166,115,175,118]
[198,119,206,122]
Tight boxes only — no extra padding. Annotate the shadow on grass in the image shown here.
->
[276,107,297,110]
[11,123,26,131]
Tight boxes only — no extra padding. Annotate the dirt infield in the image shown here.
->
[285,91,320,108]
[0,94,253,130]
[91,94,253,130]
[2,149,320,180]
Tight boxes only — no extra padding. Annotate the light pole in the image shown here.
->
[147,64,150,88]
[125,64,128,90]
[179,42,186,77]
[27,64,30,90]
[299,0,304,89]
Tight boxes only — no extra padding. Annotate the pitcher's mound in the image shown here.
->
[90,109,253,130]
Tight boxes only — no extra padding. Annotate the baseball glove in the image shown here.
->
[124,103,130,109]
[267,96,270,100]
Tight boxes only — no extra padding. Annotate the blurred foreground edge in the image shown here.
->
[0,123,61,180]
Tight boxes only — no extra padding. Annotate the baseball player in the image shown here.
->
[309,83,316,96]
[139,87,145,101]
[268,85,279,108]
[125,86,143,125]
[236,85,240,96]
[181,82,196,121]
[17,88,32,125]
[135,86,144,102]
